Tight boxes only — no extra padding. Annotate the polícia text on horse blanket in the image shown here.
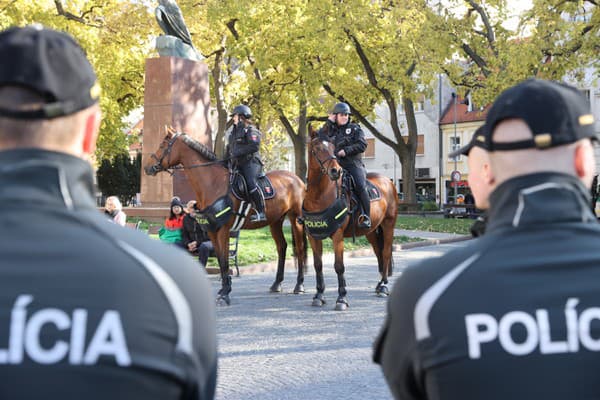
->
[302,198,349,240]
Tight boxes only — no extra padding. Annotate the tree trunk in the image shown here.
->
[400,97,418,205]
[211,46,229,158]
[295,105,308,182]
[398,148,417,210]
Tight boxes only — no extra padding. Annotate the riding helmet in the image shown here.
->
[231,104,252,119]
[331,102,351,115]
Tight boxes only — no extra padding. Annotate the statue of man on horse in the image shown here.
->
[226,104,266,222]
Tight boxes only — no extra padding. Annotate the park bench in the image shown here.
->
[125,221,142,230]
[146,225,240,276]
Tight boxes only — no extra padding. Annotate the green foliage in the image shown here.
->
[421,201,440,212]
[0,0,154,160]
[96,152,141,205]
[5,0,599,174]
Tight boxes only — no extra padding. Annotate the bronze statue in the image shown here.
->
[154,0,202,60]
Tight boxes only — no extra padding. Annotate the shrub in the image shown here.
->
[421,201,439,211]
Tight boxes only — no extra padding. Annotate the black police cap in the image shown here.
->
[483,79,596,151]
[0,25,100,119]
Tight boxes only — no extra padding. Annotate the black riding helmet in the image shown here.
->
[231,104,252,119]
[331,102,351,115]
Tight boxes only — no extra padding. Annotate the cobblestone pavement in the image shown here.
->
[210,241,469,400]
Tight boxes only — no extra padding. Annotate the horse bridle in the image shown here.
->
[310,139,338,179]
[147,132,181,175]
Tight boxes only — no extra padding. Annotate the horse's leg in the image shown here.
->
[332,231,349,311]
[309,237,326,307]
[215,231,232,306]
[289,214,306,294]
[365,227,386,296]
[268,218,287,293]
[376,217,396,297]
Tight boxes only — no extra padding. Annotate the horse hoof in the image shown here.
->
[335,302,348,311]
[216,294,230,306]
[376,285,390,297]
[270,282,282,293]
[312,294,325,307]
[312,298,325,307]
[293,284,305,294]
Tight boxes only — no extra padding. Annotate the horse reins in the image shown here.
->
[150,132,230,175]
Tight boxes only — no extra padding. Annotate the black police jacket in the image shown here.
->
[320,121,367,168]
[227,122,262,164]
[183,213,210,246]
[374,172,600,400]
[0,149,217,400]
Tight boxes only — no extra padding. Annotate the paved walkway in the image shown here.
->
[212,241,469,400]
[394,228,466,241]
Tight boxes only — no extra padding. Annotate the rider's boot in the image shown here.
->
[249,188,267,222]
[357,188,371,229]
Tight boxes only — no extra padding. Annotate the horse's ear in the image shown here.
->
[309,125,317,139]
[166,125,176,137]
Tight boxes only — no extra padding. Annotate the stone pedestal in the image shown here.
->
[140,57,212,207]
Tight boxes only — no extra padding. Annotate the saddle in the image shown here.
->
[231,171,276,201]
[341,172,381,213]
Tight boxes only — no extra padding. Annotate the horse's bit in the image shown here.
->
[148,132,180,175]
[311,140,338,178]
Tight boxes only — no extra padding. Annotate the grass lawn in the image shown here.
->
[227,226,421,266]
[396,215,474,235]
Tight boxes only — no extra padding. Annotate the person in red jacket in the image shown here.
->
[159,198,185,247]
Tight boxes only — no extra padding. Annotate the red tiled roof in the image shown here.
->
[439,97,491,125]
[127,119,143,135]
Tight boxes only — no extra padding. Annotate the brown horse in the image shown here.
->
[144,131,307,306]
[303,128,398,310]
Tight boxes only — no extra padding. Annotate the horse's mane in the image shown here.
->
[181,134,218,161]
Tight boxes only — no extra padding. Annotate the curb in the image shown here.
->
[206,234,472,276]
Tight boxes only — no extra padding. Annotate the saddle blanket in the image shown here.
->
[231,174,276,201]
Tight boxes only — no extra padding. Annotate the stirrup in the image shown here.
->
[250,211,266,222]
[357,214,371,229]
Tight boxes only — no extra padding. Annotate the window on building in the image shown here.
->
[580,89,591,107]
[449,136,461,160]
[365,138,375,158]
[402,134,425,155]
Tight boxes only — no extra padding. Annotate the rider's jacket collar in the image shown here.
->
[0,148,97,210]
[486,172,596,233]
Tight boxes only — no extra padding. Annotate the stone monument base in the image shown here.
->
[140,56,212,207]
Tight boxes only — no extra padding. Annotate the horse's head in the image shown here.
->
[308,135,340,181]
[143,130,183,176]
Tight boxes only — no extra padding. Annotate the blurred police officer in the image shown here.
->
[449,125,493,237]
[374,79,600,399]
[0,25,217,399]
[227,104,266,222]
[319,102,371,229]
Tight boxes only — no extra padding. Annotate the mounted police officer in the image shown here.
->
[227,104,266,222]
[319,102,371,229]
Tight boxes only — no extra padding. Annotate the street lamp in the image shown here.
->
[452,92,458,203]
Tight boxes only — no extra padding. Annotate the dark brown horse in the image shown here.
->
[144,130,307,306]
[303,128,398,310]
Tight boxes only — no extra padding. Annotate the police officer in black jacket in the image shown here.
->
[319,102,371,229]
[227,104,266,222]
[374,79,600,400]
[183,200,214,266]
[0,26,217,399]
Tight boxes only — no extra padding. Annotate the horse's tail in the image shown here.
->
[291,223,309,274]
